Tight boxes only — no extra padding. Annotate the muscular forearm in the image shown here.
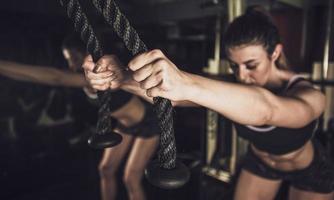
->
[120,73,198,107]
[0,60,88,87]
[0,60,38,82]
[185,73,273,125]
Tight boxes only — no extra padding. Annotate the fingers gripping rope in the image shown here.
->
[60,0,122,148]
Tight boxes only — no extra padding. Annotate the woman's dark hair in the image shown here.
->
[224,7,280,55]
[223,6,289,69]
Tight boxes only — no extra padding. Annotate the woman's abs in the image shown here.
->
[251,140,314,172]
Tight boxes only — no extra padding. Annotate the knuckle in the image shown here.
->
[128,61,136,71]
[132,73,141,82]
[104,55,114,62]
[82,63,89,70]
[150,49,164,57]
[156,73,162,82]
[155,58,167,67]
[98,60,108,68]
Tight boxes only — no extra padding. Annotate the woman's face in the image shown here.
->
[228,44,275,87]
[62,48,84,72]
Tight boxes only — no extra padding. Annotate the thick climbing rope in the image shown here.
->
[60,0,117,140]
[91,0,177,169]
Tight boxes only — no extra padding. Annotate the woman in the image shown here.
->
[0,32,160,200]
[83,8,334,200]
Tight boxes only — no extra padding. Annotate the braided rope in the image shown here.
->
[60,0,115,138]
[92,0,176,169]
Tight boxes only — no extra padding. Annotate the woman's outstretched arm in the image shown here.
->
[0,60,88,87]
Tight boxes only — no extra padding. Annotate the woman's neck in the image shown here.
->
[265,68,295,94]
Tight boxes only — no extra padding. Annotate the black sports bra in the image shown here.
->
[234,75,319,155]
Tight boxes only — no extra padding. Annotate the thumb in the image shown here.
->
[147,87,170,100]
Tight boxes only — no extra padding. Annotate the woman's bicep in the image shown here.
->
[269,87,325,128]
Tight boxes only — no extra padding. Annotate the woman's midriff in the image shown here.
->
[251,140,314,172]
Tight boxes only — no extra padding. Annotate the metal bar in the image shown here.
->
[312,80,334,86]
[322,0,333,81]
[204,14,222,165]
[300,0,309,60]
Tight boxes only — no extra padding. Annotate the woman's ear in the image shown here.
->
[271,44,283,61]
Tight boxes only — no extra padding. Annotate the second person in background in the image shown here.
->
[0,30,160,200]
